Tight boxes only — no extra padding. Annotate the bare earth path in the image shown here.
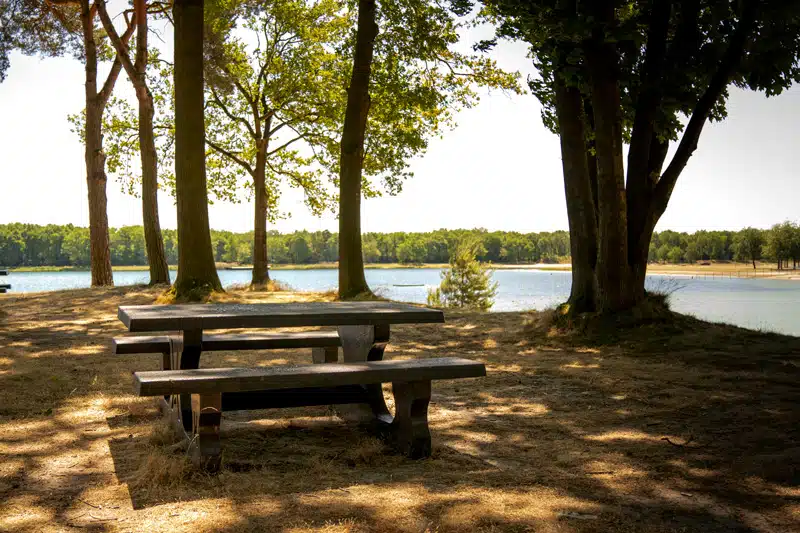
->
[0,286,798,532]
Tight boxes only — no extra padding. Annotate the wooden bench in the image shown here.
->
[114,331,342,367]
[135,357,486,471]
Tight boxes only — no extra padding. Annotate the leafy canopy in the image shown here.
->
[480,0,800,145]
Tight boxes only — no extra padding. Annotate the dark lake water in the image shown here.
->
[4,268,800,336]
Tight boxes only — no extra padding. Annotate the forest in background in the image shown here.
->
[2,222,798,268]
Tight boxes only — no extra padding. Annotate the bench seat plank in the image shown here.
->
[136,357,485,397]
[113,331,342,355]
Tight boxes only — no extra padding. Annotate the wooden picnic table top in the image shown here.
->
[119,301,444,332]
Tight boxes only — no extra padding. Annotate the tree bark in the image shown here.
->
[138,86,170,285]
[585,2,636,312]
[553,72,598,313]
[173,0,222,297]
[338,0,378,299]
[97,0,169,285]
[135,0,169,285]
[252,138,270,285]
[81,0,113,287]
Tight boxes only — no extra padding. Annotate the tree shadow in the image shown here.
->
[2,288,799,531]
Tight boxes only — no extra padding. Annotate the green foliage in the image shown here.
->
[342,0,522,197]
[427,239,498,311]
[732,227,764,265]
[764,221,800,268]
[481,0,800,142]
[202,0,351,214]
[5,223,800,270]
[0,0,82,82]
[101,0,520,214]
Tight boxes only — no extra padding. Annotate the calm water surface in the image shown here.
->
[5,268,800,336]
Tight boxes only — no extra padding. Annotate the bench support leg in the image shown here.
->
[337,325,390,423]
[189,393,222,472]
[390,380,432,459]
[311,346,338,364]
[170,330,202,435]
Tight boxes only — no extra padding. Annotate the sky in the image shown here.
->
[1,15,799,235]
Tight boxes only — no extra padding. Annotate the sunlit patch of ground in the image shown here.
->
[0,285,798,532]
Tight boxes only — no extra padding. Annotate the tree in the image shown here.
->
[172,0,222,297]
[483,0,800,313]
[667,246,683,264]
[49,0,135,286]
[337,0,520,299]
[337,0,378,299]
[732,227,764,268]
[765,222,796,270]
[97,0,170,284]
[0,0,81,82]
[427,239,498,310]
[203,0,347,286]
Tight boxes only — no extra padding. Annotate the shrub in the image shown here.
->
[427,240,498,311]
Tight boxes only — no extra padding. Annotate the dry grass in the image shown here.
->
[0,285,798,532]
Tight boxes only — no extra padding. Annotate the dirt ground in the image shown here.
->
[0,286,798,532]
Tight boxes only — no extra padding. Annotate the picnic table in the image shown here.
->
[116,302,485,471]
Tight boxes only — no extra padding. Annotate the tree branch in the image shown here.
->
[208,85,257,139]
[206,139,254,175]
[98,14,135,106]
[653,0,758,219]
[266,133,308,157]
[96,0,137,85]
[625,0,670,190]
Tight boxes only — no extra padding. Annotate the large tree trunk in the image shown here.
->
[172,0,222,297]
[553,73,597,313]
[252,139,270,285]
[81,0,113,287]
[338,0,378,300]
[135,0,170,285]
[585,1,636,312]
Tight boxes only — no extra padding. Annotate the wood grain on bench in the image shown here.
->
[137,357,485,470]
[119,301,444,332]
[135,357,485,396]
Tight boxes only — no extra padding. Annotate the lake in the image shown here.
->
[4,268,800,336]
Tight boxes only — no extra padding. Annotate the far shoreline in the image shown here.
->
[6,261,800,280]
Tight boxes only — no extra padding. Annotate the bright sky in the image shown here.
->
[1,17,798,235]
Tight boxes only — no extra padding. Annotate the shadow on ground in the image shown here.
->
[0,286,798,532]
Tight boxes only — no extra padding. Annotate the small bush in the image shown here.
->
[427,239,498,311]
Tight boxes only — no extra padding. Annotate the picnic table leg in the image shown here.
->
[336,325,391,424]
[189,393,222,472]
[391,380,432,459]
[167,329,202,435]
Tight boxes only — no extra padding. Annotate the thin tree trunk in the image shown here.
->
[81,0,113,287]
[97,0,168,285]
[252,139,270,285]
[338,0,377,299]
[139,88,170,284]
[173,0,222,297]
[135,0,169,285]
[553,72,597,313]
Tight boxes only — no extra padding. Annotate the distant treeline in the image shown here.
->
[0,223,798,268]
